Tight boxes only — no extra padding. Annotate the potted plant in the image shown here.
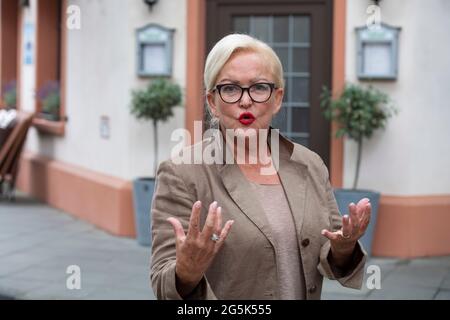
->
[3,81,17,109]
[37,81,60,121]
[130,78,182,246]
[320,83,397,255]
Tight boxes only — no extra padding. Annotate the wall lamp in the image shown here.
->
[143,0,159,11]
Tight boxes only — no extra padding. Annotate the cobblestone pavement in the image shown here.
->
[1,193,449,300]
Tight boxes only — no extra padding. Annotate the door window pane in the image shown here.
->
[291,107,309,133]
[252,16,270,42]
[273,16,289,43]
[293,47,309,73]
[271,106,288,132]
[293,16,310,43]
[292,77,309,103]
[233,16,250,34]
[274,46,289,71]
[282,77,289,102]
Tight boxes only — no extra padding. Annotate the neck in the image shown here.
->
[221,127,272,167]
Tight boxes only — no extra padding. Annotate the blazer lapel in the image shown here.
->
[219,164,276,247]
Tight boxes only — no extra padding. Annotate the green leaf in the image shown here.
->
[130,78,182,124]
[318,82,397,142]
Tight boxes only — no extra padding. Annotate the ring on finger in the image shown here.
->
[211,233,220,242]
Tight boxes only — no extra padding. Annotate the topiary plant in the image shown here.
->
[130,78,182,176]
[320,83,397,189]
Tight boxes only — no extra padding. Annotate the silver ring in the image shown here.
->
[211,233,220,242]
[342,233,351,239]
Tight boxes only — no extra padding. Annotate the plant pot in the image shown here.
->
[132,178,156,246]
[333,189,380,256]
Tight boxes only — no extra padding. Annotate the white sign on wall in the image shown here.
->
[23,23,35,65]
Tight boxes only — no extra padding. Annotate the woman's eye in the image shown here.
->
[222,85,238,93]
[253,84,269,91]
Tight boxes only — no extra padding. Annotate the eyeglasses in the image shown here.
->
[213,82,277,104]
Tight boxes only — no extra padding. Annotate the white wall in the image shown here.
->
[344,0,450,195]
[24,0,186,180]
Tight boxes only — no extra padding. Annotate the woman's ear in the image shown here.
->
[206,91,219,117]
[272,88,284,115]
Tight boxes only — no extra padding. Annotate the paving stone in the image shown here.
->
[0,262,35,277]
[409,256,450,268]
[434,289,450,300]
[0,278,48,298]
[2,193,450,300]
[321,292,367,300]
[366,285,438,300]
[382,265,448,288]
[19,283,95,300]
[439,271,450,290]
[84,287,155,300]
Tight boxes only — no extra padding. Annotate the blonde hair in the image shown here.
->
[204,34,285,92]
[204,34,285,128]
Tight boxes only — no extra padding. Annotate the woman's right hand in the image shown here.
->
[167,200,234,297]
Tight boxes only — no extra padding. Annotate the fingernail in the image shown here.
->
[195,201,201,208]
[217,206,222,213]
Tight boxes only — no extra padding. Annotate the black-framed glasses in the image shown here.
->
[213,82,277,104]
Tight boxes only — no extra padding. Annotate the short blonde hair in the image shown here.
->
[204,34,285,92]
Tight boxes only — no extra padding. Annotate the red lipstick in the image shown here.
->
[238,112,255,125]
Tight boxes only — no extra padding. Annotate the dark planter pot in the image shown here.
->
[333,189,380,256]
[132,178,156,246]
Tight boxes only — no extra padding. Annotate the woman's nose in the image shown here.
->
[239,90,252,108]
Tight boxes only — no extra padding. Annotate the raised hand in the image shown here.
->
[321,198,371,254]
[167,200,234,296]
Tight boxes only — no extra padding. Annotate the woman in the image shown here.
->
[151,34,370,300]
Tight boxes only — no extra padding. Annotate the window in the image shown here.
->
[33,0,65,135]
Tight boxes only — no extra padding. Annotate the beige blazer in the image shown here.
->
[150,130,367,300]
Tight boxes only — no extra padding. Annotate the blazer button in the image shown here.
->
[308,285,317,294]
[301,238,310,247]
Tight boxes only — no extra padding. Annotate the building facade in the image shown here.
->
[1,0,449,257]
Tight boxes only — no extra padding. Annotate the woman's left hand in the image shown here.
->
[321,198,371,253]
